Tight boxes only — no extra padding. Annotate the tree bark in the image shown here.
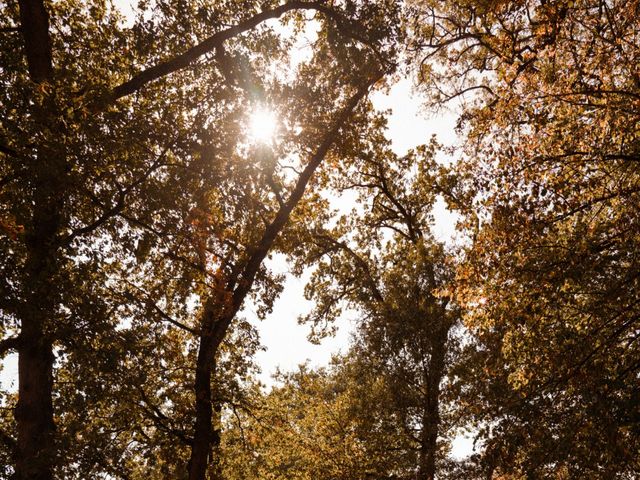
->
[14,159,63,480]
[188,305,216,480]
[17,0,52,82]
[15,2,58,479]
[189,337,223,480]
[15,315,56,480]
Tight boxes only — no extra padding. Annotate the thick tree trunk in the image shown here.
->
[14,2,58,478]
[211,388,223,480]
[17,0,53,82]
[15,324,55,480]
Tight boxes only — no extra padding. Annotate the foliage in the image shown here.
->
[409,0,640,476]
[2,0,640,478]
[222,360,413,480]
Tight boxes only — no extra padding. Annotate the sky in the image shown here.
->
[1,0,473,459]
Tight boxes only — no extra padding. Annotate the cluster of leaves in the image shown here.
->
[224,357,424,480]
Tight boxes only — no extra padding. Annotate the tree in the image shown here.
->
[222,359,415,480]
[409,0,640,476]
[1,0,400,478]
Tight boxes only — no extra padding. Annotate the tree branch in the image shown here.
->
[314,233,386,304]
[122,281,197,335]
[137,386,193,446]
[111,1,330,101]
[109,1,386,102]
[0,335,22,357]
[65,143,174,242]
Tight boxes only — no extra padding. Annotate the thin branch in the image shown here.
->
[123,281,197,335]
[137,386,193,446]
[0,143,25,160]
[65,143,174,242]
[314,233,386,304]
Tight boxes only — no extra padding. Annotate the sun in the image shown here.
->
[247,108,278,144]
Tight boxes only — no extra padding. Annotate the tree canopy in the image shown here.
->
[1,0,639,479]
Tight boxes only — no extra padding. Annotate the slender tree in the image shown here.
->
[286,133,462,479]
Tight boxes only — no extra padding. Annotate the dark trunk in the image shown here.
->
[210,397,223,480]
[417,329,448,480]
[15,170,62,480]
[188,332,215,480]
[15,2,57,478]
[15,326,55,480]
[188,301,230,480]
[17,0,53,82]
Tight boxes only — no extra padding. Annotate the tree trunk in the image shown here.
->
[188,300,230,480]
[188,330,215,480]
[417,328,448,480]
[210,396,223,480]
[15,324,55,480]
[14,1,58,478]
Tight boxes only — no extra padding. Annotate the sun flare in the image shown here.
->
[247,108,278,144]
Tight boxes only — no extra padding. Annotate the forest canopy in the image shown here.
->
[0,0,638,479]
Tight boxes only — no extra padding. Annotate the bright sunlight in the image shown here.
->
[247,108,278,144]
